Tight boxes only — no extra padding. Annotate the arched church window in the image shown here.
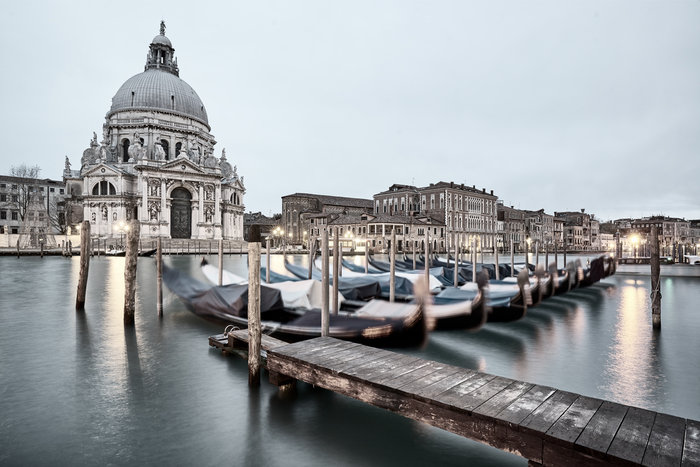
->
[161,140,170,160]
[122,139,131,162]
[175,142,182,157]
[92,181,117,196]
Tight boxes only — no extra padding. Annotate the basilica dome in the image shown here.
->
[108,70,209,126]
[107,22,209,128]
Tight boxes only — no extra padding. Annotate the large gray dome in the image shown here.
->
[108,69,209,126]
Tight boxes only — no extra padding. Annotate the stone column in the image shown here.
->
[141,176,148,222]
[214,185,221,225]
[198,183,204,239]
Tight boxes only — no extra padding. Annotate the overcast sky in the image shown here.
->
[1,1,698,222]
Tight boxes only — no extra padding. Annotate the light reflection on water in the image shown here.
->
[1,255,699,466]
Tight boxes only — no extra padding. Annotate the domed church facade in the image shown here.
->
[65,22,245,240]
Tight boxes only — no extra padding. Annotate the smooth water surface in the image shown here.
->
[1,254,698,466]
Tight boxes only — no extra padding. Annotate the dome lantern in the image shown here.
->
[145,20,178,76]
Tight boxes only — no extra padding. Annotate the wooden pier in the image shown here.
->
[211,334,700,466]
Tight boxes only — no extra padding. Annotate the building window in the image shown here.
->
[59,189,64,194]
[11,211,18,220]
[0,194,5,202]
[0,211,5,219]
[161,139,170,160]
[92,181,116,196]
[12,195,18,202]
[122,138,131,162]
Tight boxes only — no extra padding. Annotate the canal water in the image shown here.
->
[1,254,699,466]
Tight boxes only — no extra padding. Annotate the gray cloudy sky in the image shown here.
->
[1,0,698,221]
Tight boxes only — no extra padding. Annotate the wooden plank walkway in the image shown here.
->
[259,336,700,466]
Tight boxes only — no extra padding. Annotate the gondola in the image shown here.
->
[452,268,531,322]
[163,264,428,347]
[205,260,488,332]
[284,260,406,300]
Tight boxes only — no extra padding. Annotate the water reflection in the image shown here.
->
[604,280,664,408]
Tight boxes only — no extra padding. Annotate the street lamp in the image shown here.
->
[630,234,639,258]
[118,221,126,249]
[272,226,284,249]
[344,230,354,252]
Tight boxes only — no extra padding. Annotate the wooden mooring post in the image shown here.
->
[75,220,91,310]
[494,241,500,280]
[123,220,140,325]
[650,225,661,329]
[563,245,567,266]
[248,242,261,387]
[453,233,459,288]
[307,238,313,280]
[333,228,340,314]
[321,227,330,336]
[364,238,369,273]
[424,228,430,283]
[218,239,224,286]
[510,239,515,277]
[389,229,396,302]
[266,238,271,284]
[157,237,163,317]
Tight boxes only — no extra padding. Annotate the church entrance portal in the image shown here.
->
[171,188,192,238]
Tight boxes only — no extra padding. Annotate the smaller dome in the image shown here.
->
[152,34,172,47]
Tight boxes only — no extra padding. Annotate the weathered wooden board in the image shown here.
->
[606,406,656,465]
[452,376,515,413]
[433,372,497,410]
[642,412,685,466]
[546,395,602,446]
[414,369,477,401]
[683,419,700,466]
[520,390,578,435]
[473,380,533,419]
[497,385,556,427]
[574,400,628,456]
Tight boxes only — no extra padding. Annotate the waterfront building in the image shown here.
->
[555,210,593,250]
[281,193,373,246]
[64,22,245,241]
[320,213,446,253]
[599,232,615,252]
[523,209,556,248]
[631,216,692,257]
[497,203,527,252]
[243,211,279,243]
[0,175,67,246]
[373,182,498,253]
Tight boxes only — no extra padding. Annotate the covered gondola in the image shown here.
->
[163,264,427,347]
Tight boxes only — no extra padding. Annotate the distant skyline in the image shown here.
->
[1,1,698,222]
